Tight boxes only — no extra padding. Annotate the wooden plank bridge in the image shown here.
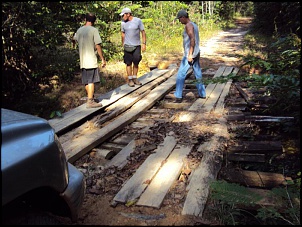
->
[48,65,288,218]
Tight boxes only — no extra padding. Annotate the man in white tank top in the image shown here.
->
[174,10,206,102]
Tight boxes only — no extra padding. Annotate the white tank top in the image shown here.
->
[183,21,200,58]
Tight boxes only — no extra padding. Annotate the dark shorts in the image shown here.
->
[123,45,142,66]
[81,68,100,85]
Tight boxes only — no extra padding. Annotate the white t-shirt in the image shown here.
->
[74,25,102,69]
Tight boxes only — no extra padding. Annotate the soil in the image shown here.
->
[57,18,263,225]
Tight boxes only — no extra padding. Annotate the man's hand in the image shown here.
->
[188,54,193,64]
[142,43,146,52]
[101,59,106,68]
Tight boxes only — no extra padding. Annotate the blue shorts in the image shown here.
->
[123,45,142,66]
[81,68,100,85]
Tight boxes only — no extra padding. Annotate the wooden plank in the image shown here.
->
[63,68,178,163]
[213,66,227,78]
[136,145,192,208]
[202,67,234,114]
[182,117,229,217]
[91,71,175,127]
[99,142,125,152]
[225,114,246,121]
[246,115,295,122]
[221,168,292,188]
[244,188,283,208]
[214,67,239,114]
[189,66,226,111]
[135,118,155,123]
[105,139,136,169]
[202,83,226,113]
[214,81,232,115]
[229,141,282,153]
[162,102,192,109]
[92,148,116,160]
[49,69,171,134]
[234,82,252,103]
[227,153,266,162]
[112,135,177,204]
[204,67,233,114]
[174,66,235,122]
[105,139,158,171]
[111,134,136,145]
[130,121,154,128]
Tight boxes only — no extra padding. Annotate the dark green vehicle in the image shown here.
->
[1,108,85,224]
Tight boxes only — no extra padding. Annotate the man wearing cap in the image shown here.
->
[174,10,206,102]
[120,7,147,87]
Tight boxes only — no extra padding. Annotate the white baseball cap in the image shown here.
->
[119,7,132,16]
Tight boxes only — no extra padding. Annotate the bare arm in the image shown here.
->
[141,30,146,52]
[121,32,125,46]
[185,22,195,62]
[96,44,106,67]
[72,32,77,48]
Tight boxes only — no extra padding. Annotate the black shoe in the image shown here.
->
[174,98,183,103]
[199,96,206,99]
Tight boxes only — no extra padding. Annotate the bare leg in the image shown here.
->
[85,83,102,108]
[126,64,135,87]
[133,65,139,77]
[126,65,132,79]
[132,65,142,85]
[86,83,94,99]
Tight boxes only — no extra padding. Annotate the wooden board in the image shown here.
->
[201,67,235,114]
[111,134,136,145]
[91,70,176,127]
[221,168,292,188]
[105,139,136,169]
[112,135,177,204]
[189,66,227,111]
[98,142,125,152]
[229,141,282,153]
[92,148,116,160]
[226,114,295,122]
[227,153,266,162]
[182,117,229,217]
[136,145,192,208]
[49,69,171,134]
[173,66,233,122]
[214,67,239,114]
[162,102,192,109]
[63,69,178,163]
[234,82,252,103]
[214,80,232,115]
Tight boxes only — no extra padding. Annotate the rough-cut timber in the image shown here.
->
[136,145,192,208]
[228,141,282,153]
[113,135,177,204]
[182,117,229,216]
[221,168,292,188]
[48,69,170,134]
[63,68,178,163]
[105,139,136,169]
